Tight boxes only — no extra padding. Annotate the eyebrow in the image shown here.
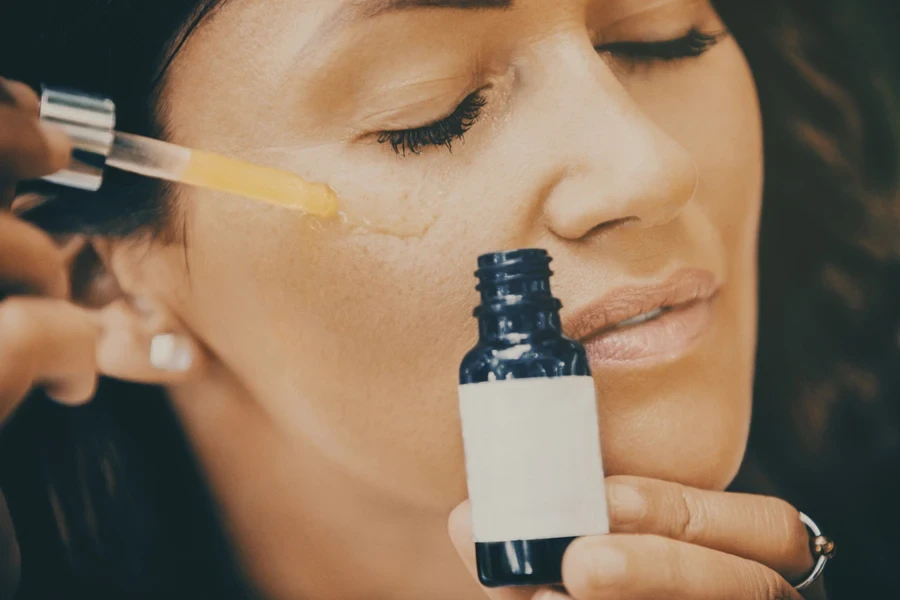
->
[310,0,512,47]
[353,0,512,19]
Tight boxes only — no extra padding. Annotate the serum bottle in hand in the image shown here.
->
[458,249,609,587]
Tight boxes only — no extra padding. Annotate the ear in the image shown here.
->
[65,236,208,385]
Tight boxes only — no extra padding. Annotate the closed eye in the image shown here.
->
[376,29,725,157]
[596,28,726,62]
[376,89,487,156]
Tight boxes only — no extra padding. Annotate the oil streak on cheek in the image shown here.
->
[326,166,448,238]
[244,147,448,239]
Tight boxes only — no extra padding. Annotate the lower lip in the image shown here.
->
[581,299,714,366]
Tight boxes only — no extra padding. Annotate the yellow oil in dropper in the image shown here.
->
[38,85,338,217]
[107,133,339,217]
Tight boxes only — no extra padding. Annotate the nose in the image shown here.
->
[536,44,699,240]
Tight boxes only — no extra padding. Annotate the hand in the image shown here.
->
[0,77,202,600]
[0,77,70,205]
[450,475,827,600]
[0,76,74,600]
[0,78,207,600]
[0,76,95,420]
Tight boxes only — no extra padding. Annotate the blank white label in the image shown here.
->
[458,376,609,543]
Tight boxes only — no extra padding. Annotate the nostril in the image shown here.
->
[574,216,642,241]
[592,216,639,235]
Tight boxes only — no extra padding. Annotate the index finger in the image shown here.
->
[0,213,68,299]
[0,104,70,181]
[605,475,814,582]
[0,78,39,113]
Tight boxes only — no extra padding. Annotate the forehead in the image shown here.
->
[164,0,709,139]
[178,0,523,83]
[205,0,696,39]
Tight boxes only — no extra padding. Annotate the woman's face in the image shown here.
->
[120,0,761,510]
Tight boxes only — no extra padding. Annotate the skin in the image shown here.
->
[0,1,830,599]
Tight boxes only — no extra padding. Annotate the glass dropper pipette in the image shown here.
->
[39,86,339,218]
[106,132,339,216]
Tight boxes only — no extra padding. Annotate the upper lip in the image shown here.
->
[564,268,721,342]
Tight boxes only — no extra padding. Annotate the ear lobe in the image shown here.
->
[65,237,207,385]
[94,298,207,385]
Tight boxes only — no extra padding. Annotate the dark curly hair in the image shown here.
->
[718,3,900,599]
[1,1,898,599]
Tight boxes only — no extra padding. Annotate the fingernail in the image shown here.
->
[150,333,193,372]
[607,483,646,525]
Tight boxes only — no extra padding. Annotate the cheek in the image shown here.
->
[596,351,754,491]
[173,196,481,504]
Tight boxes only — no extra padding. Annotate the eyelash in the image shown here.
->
[377,91,487,155]
[597,28,725,62]
[377,28,724,156]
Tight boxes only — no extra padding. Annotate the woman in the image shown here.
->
[0,0,897,598]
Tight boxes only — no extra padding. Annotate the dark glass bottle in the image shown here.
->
[458,249,608,588]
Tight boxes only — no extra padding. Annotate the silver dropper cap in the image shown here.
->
[39,86,116,192]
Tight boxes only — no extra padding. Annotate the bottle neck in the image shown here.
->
[475,276,563,345]
[477,307,563,345]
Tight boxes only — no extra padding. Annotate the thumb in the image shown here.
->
[448,501,554,600]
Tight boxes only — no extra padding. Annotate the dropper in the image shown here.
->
[39,86,339,217]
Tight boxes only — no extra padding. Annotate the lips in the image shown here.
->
[564,268,721,365]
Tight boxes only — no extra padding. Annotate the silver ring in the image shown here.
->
[794,512,836,591]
